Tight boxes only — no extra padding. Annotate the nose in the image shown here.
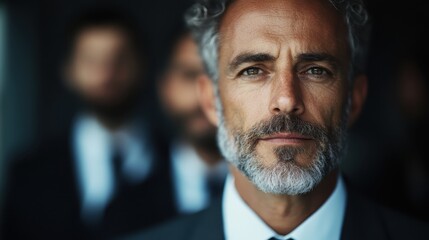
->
[269,72,305,115]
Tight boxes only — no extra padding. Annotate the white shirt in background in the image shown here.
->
[73,114,153,224]
[170,142,228,214]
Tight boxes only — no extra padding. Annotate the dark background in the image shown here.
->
[1,0,428,220]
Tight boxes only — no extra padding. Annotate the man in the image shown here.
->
[159,26,227,214]
[1,9,175,239]
[130,0,428,239]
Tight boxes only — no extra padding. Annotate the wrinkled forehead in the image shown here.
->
[218,0,350,64]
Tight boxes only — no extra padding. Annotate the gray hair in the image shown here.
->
[185,0,369,82]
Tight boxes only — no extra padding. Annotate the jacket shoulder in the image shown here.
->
[124,212,202,240]
[343,185,429,240]
[379,206,428,239]
[123,198,224,240]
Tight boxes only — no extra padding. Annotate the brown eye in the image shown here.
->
[306,67,328,75]
[241,67,262,76]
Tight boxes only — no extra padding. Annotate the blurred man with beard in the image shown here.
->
[128,0,428,239]
[159,26,227,214]
[1,8,175,239]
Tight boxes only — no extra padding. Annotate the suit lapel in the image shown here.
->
[341,187,389,240]
[189,198,225,240]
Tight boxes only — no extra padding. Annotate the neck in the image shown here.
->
[231,166,338,235]
[94,111,131,131]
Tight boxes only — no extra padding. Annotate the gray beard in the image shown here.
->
[215,96,349,195]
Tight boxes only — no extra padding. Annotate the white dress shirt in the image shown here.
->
[73,114,153,224]
[223,174,347,240]
[170,142,228,214]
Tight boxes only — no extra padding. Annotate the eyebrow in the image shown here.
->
[228,52,341,73]
[228,52,275,72]
[295,53,341,67]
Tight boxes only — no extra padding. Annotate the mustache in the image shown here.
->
[238,114,329,146]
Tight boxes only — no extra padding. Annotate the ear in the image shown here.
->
[197,74,219,126]
[348,74,368,127]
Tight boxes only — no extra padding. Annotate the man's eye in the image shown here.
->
[241,67,263,76]
[305,67,329,76]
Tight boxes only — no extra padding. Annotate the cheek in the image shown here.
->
[164,78,199,112]
[72,64,93,90]
[219,80,271,131]
[75,61,104,88]
[301,80,348,128]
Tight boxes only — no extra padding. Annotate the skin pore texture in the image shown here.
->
[197,0,367,235]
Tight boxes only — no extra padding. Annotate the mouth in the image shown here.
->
[258,133,314,145]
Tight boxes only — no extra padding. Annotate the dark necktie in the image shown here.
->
[207,174,225,200]
[112,150,126,194]
[268,237,295,240]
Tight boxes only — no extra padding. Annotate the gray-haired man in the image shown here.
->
[127,0,428,239]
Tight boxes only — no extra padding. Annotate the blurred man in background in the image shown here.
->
[159,25,227,214]
[1,8,175,239]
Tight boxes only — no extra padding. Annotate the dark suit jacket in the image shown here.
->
[1,125,177,240]
[126,186,428,240]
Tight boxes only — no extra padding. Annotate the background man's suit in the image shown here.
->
[1,123,176,239]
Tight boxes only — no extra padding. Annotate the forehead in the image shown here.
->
[75,27,129,52]
[173,35,199,60]
[219,0,349,62]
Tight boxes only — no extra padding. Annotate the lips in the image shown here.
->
[259,133,314,143]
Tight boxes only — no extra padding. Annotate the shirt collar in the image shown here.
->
[171,142,228,213]
[171,142,228,177]
[222,174,347,240]
[73,114,153,218]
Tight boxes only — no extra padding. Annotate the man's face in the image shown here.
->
[161,34,216,142]
[68,26,140,111]
[211,0,354,194]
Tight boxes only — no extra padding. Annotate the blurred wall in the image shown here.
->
[1,0,40,206]
[0,2,6,202]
